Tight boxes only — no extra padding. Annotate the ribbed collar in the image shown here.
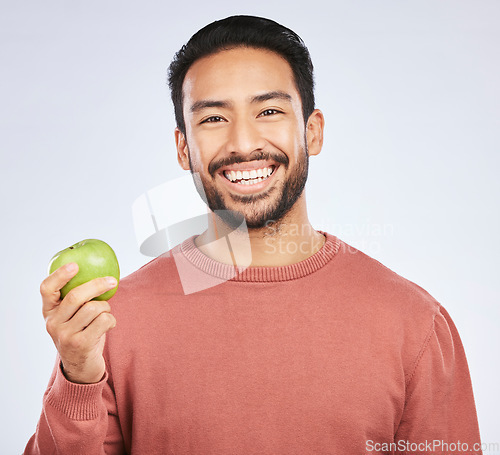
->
[179,230,341,283]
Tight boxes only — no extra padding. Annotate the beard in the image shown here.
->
[187,140,309,232]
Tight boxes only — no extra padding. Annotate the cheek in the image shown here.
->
[188,123,226,150]
[263,122,303,155]
[185,131,221,174]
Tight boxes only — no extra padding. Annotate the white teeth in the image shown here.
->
[240,177,265,185]
[224,166,275,182]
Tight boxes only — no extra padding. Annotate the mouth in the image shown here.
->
[217,164,279,194]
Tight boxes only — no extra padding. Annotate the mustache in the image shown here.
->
[209,150,289,176]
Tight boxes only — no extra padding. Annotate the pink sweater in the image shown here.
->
[25,231,482,454]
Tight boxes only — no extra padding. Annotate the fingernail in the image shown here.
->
[107,277,117,286]
[65,263,77,273]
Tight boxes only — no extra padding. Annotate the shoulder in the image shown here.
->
[332,236,442,324]
[331,237,450,374]
[119,252,176,289]
[109,242,185,310]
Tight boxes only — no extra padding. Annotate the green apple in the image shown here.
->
[48,239,120,301]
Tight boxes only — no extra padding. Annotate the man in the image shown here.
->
[25,15,482,454]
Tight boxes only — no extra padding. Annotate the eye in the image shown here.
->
[258,109,283,117]
[201,116,225,124]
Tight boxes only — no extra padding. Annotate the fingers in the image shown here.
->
[51,277,118,325]
[63,300,112,333]
[41,263,79,316]
[54,310,116,355]
[80,312,117,346]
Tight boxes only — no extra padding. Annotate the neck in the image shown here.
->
[193,197,326,267]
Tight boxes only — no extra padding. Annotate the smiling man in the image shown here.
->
[25,15,482,455]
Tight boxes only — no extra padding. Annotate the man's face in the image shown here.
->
[176,47,312,230]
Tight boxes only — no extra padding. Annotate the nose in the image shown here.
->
[224,116,267,156]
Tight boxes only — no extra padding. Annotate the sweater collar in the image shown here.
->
[179,230,341,283]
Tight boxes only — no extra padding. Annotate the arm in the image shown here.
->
[395,305,482,454]
[24,354,125,454]
[25,261,125,454]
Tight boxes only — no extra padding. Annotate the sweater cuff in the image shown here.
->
[45,360,109,421]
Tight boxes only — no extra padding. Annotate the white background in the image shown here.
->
[1,1,498,453]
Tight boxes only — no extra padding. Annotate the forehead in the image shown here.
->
[182,47,299,108]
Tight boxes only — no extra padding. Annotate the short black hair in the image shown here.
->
[167,15,315,136]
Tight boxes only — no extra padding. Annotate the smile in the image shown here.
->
[223,165,276,185]
[218,164,279,194]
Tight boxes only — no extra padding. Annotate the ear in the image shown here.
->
[305,109,325,157]
[175,127,190,171]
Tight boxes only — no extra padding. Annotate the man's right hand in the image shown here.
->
[40,262,118,384]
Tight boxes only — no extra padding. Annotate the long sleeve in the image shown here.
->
[23,353,125,455]
[395,305,482,454]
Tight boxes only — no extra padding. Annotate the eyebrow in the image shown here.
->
[189,90,293,114]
